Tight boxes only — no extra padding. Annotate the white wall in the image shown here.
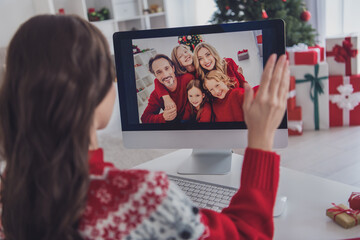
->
[0,0,36,47]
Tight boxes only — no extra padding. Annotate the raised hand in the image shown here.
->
[242,54,290,151]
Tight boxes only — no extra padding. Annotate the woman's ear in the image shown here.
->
[93,84,116,130]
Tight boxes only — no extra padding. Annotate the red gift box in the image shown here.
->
[288,106,303,135]
[286,48,321,65]
[349,192,360,210]
[329,75,360,126]
[288,76,296,110]
[237,49,249,61]
[256,35,262,44]
[309,45,325,62]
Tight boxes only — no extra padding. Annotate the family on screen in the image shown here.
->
[140,42,258,124]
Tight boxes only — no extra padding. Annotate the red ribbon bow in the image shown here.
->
[327,37,358,75]
[331,39,358,63]
[328,203,360,225]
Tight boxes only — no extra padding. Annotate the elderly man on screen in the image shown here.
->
[141,54,194,123]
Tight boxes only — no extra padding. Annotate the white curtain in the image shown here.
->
[304,0,326,45]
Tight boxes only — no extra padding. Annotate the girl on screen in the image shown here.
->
[193,42,248,89]
[182,79,212,122]
[171,44,196,75]
[203,70,247,122]
[0,14,290,240]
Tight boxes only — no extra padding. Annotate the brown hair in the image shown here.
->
[203,70,236,91]
[0,15,114,240]
[148,54,174,75]
[171,45,192,75]
[193,42,227,81]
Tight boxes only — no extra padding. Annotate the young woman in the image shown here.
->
[193,42,248,89]
[0,14,289,240]
[203,70,248,122]
[182,79,212,122]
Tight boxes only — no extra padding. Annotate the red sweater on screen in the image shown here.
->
[140,73,194,123]
[225,58,247,88]
[212,88,245,122]
[182,101,212,122]
[0,148,280,239]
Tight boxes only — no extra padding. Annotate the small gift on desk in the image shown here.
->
[290,62,329,130]
[237,49,249,61]
[288,76,296,111]
[326,203,360,229]
[288,106,303,136]
[326,34,360,76]
[329,75,360,126]
[286,43,324,66]
[349,192,360,210]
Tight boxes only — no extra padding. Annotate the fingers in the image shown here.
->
[257,54,277,96]
[278,60,290,105]
[268,54,287,96]
[163,107,177,121]
[243,84,254,113]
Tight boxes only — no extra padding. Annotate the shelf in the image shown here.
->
[146,12,165,18]
[115,15,143,22]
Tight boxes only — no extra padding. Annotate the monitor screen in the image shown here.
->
[113,20,287,152]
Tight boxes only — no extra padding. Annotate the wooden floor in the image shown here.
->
[277,126,360,187]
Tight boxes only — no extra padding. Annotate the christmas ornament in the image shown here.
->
[225,6,230,10]
[262,9,268,19]
[300,9,311,22]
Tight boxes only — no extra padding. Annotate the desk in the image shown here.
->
[134,149,360,240]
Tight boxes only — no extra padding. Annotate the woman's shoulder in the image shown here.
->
[80,169,206,239]
[88,168,169,197]
[79,169,171,237]
[224,57,236,65]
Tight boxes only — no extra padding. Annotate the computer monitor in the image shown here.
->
[113,19,287,175]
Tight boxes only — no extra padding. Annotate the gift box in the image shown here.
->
[326,35,360,76]
[349,192,360,210]
[286,43,323,65]
[256,34,263,57]
[290,62,329,130]
[329,75,360,126]
[288,106,303,136]
[326,203,360,229]
[237,49,249,61]
[309,45,325,62]
[288,76,296,110]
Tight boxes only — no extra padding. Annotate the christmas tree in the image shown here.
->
[211,0,316,47]
[178,35,203,52]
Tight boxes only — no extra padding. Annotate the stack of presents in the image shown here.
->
[286,35,360,136]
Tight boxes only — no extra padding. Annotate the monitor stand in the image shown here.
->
[177,149,233,175]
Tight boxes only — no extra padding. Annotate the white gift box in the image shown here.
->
[290,62,330,130]
[326,34,360,76]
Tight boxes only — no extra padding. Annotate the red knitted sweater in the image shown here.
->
[77,148,280,239]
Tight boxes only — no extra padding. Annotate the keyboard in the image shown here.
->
[167,174,238,212]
